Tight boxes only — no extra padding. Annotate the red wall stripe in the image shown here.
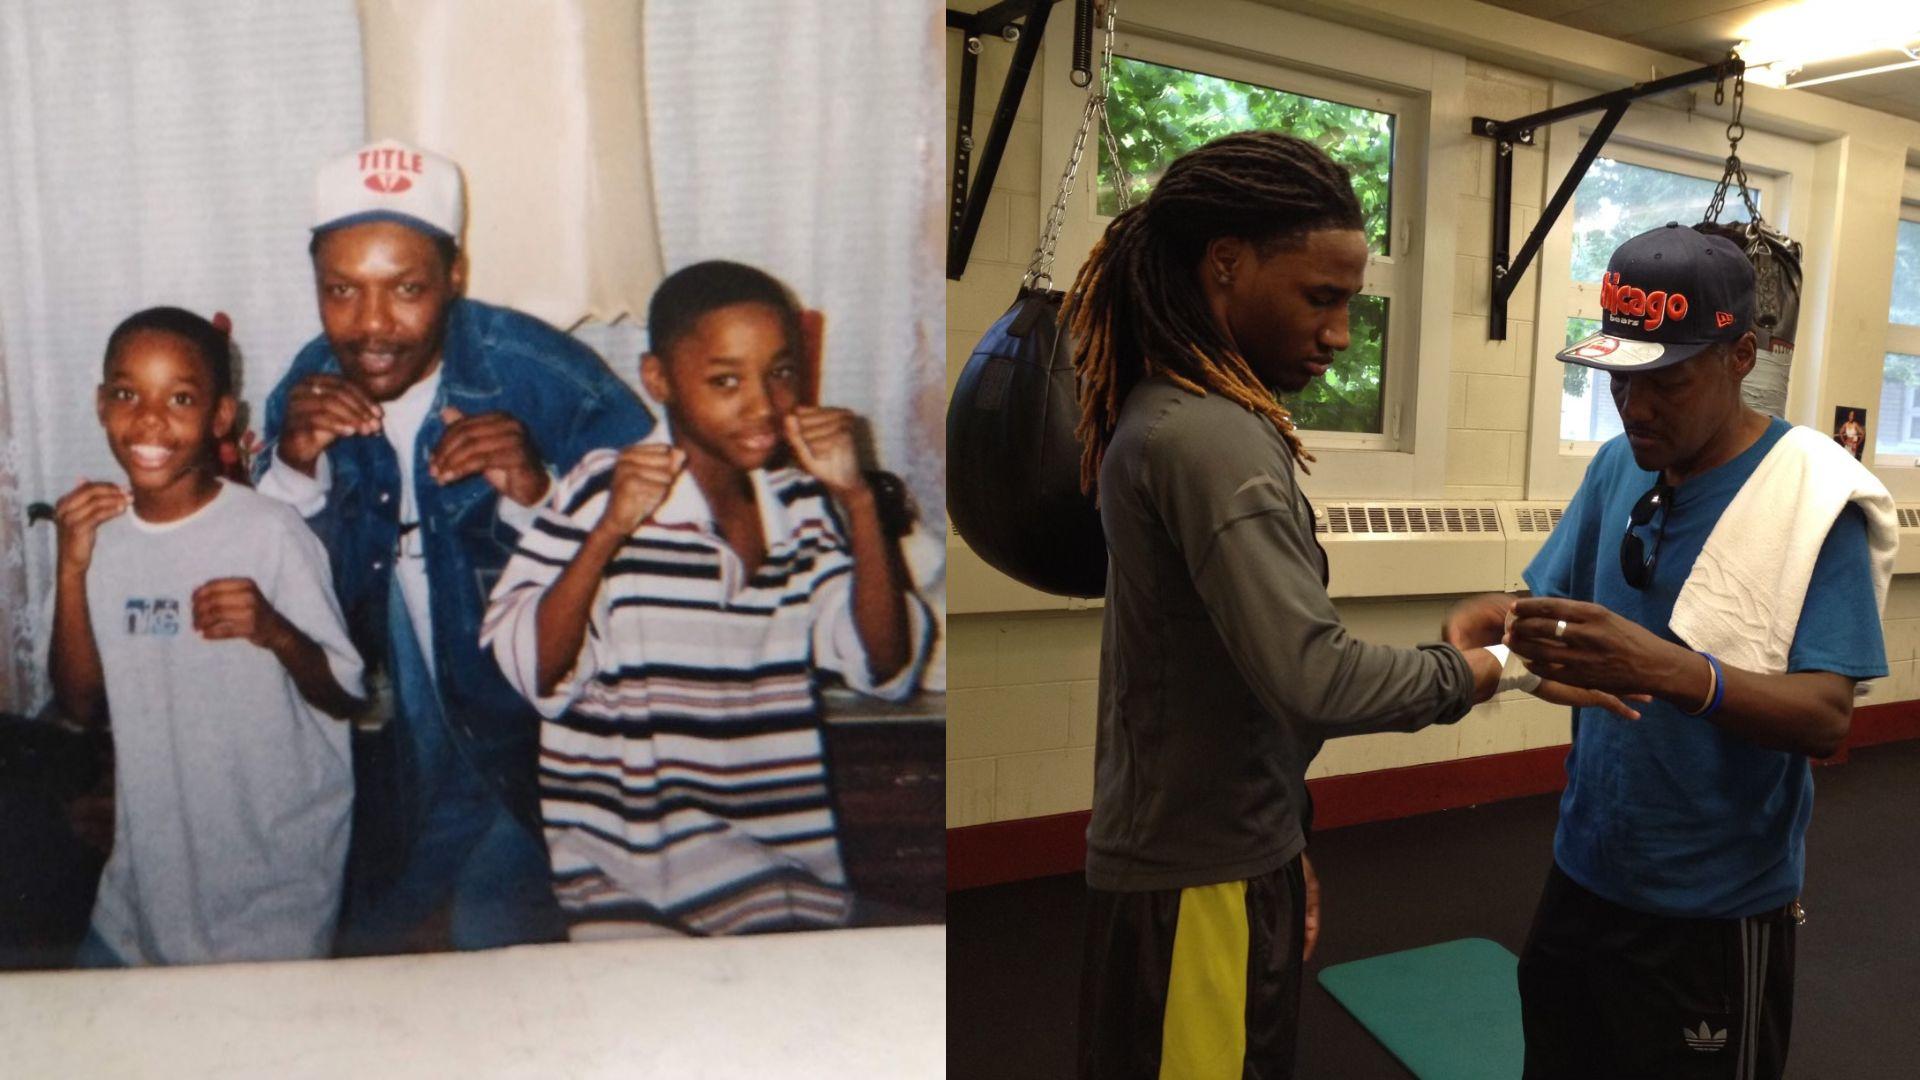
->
[947,699,1920,892]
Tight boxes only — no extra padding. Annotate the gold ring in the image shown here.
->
[1554,619,1567,640]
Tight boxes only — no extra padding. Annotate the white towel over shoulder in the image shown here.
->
[1669,425,1897,675]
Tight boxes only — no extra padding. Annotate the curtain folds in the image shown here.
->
[0,0,364,714]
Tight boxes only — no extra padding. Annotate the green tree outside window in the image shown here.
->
[1563,317,1600,398]
[1568,158,1757,288]
[1098,56,1393,434]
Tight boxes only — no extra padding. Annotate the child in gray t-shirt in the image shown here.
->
[49,307,365,966]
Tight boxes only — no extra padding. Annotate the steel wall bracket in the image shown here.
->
[947,1,1061,280]
[1471,57,1743,340]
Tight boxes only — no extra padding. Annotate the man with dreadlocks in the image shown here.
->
[1066,131,1636,1078]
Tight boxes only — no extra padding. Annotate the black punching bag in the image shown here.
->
[947,288,1107,598]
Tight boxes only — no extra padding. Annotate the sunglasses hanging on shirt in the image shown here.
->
[1619,482,1675,589]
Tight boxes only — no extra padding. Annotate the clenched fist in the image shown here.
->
[594,444,688,539]
[192,577,292,651]
[278,374,383,475]
[784,406,867,498]
[54,481,130,576]
[430,406,551,507]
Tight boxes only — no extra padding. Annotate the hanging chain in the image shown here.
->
[1024,0,1131,291]
[1703,59,1762,227]
[1095,0,1133,214]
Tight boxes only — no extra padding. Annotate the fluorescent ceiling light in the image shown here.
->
[1736,0,1920,88]
[1784,56,1920,89]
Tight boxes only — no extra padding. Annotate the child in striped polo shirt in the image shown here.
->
[482,261,932,938]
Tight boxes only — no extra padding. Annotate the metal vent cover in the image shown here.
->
[1511,507,1564,533]
[1900,508,1920,529]
[1316,504,1502,535]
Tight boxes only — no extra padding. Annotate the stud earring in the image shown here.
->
[1217,272,1232,286]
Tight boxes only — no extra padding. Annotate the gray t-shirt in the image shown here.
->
[85,481,363,964]
[1087,378,1476,891]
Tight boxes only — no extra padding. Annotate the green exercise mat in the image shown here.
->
[1316,937,1523,1080]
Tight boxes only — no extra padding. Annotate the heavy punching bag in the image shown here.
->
[946,0,1128,599]
[948,289,1107,598]
[1735,221,1802,419]
[1702,64,1803,419]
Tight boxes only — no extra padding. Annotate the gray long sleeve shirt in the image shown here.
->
[1086,378,1476,891]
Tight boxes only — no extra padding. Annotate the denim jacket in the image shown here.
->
[256,298,654,824]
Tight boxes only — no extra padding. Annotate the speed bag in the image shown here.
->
[947,288,1108,598]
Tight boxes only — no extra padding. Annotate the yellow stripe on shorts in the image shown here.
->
[1159,879,1249,1079]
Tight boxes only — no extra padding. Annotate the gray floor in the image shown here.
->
[948,739,1920,1079]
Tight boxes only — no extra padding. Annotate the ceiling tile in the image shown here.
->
[1475,0,1600,19]
[1618,1,1786,61]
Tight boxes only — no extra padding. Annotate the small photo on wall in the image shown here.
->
[1833,406,1868,460]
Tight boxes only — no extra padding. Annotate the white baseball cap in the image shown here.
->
[312,138,465,242]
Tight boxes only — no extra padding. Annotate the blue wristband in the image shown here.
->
[1692,652,1726,719]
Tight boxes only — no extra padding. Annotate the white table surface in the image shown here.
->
[0,924,944,1078]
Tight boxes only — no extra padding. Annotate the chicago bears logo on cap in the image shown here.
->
[1553,223,1755,373]
[1599,272,1690,331]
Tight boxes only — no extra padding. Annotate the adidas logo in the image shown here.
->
[1684,1021,1728,1052]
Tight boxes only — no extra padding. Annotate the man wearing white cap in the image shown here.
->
[255,138,654,954]
[1446,222,1895,1077]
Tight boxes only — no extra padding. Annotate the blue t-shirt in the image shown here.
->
[1524,418,1887,918]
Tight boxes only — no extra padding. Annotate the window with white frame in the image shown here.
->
[1558,150,1764,445]
[1040,3,1455,499]
[1872,205,1920,464]
[1525,86,1813,501]
[1074,38,1419,453]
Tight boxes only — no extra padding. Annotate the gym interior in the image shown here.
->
[945,0,1920,1075]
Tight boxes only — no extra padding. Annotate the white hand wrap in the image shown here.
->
[1486,644,1542,695]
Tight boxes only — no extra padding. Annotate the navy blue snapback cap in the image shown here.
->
[1555,222,1755,373]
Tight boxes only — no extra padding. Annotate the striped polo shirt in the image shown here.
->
[483,436,929,937]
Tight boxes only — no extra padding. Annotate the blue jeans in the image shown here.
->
[335,576,563,955]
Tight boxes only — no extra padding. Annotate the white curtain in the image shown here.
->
[356,0,665,328]
[0,346,32,714]
[0,0,364,713]
[644,0,947,535]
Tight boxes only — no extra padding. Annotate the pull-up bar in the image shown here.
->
[1472,57,1745,340]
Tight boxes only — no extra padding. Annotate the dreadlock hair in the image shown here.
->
[1066,130,1364,492]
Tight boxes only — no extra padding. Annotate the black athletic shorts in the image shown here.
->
[1078,856,1304,1080]
[1518,862,1798,1080]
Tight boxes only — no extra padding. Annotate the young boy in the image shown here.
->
[50,306,365,965]
[483,261,932,938]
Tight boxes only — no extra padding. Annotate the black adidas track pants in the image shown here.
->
[1519,862,1797,1080]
